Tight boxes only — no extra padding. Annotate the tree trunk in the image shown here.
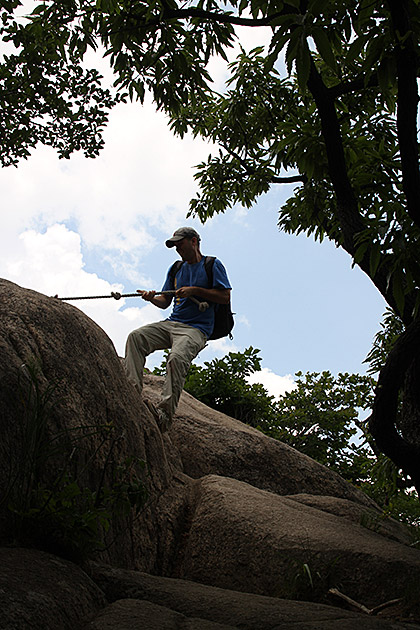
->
[369,317,420,496]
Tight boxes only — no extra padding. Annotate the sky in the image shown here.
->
[0,13,388,399]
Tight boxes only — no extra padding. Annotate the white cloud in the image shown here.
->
[0,96,209,243]
[236,314,250,328]
[0,94,217,292]
[247,368,296,399]
[202,336,237,358]
[6,224,86,292]
[1,223,166,356]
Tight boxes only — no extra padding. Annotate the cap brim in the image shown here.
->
[165,237,183,248]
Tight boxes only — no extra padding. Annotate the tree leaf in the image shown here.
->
[295,37,311,92]
[311,27,337,71]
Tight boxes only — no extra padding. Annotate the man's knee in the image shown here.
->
[171,328,206,363]
[167,352,191,377]
[126,327,149,354]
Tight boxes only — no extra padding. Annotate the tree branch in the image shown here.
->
[387,0,420,230]
[306,56,415,323]
[369,316,420,495]
[220,142,306,185]
[272,174,306,184]
[328,74,378,99]
[159,6,292,27]
[306,58,365,255]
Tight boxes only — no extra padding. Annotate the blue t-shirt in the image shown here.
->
[162,257,231,338]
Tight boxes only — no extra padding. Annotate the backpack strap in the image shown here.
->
[203,256,215,288]
[168,260,184,289]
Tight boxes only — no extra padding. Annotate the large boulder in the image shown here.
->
[154,377,377,507]
[174,475,420,608]
[89,563,414,630]
[1,278,420,624]
[0,278,173,569]
[0,547,105,630]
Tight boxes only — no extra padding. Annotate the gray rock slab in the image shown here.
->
[85,598,235,629]
[143,374,378,508]
[89,563,412,629]
[0,547,105,630]
[285,493,412,545]
[176,475,420,608]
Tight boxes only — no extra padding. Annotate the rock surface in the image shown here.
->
[173,475,420,606]
[0,278,172,570]
[1,548,414,630]
[286,494,413,545]
[0,547,105,630]
[1,279,420,628]
[149,375,376,506]
[89,563,417,630]
[85,599,236,630]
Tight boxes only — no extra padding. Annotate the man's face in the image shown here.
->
[175,237,196,260]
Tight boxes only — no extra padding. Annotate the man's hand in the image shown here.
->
[176,285,231,304]
[175,286,196,299]
[137,290,172,309]
[137,290,156,302]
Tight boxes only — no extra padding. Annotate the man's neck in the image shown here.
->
[185,251,202,264]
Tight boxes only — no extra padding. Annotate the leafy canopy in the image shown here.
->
[2,0,419,323]
[0,1,123,165]
[170,1,420,322]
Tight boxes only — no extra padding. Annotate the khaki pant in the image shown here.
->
[124,320,207,420]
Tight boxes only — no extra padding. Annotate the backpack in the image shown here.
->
[169,256,234,340]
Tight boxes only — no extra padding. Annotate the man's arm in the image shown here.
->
[175,286,231,304]
[137,290,172,309]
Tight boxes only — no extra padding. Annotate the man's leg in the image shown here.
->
[124,321,171,394]
[158,323,207,425]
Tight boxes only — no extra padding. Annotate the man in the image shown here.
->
[124,227,231,432]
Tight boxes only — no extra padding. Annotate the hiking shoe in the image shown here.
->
[144,399,171,433]
[157,410,172,433]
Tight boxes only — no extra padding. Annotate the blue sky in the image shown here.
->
[0,97,387,398]
[0,18,388,398]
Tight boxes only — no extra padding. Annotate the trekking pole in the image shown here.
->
[53,290,210,311]
[53,292,140,301]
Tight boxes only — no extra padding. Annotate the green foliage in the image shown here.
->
[364,307,405,375]
[155,346,275,426]
[0,2,123,165]
[358,453,420,529]
[0,0,236,163]
[1,361,147,563]
[260,370,375,484]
